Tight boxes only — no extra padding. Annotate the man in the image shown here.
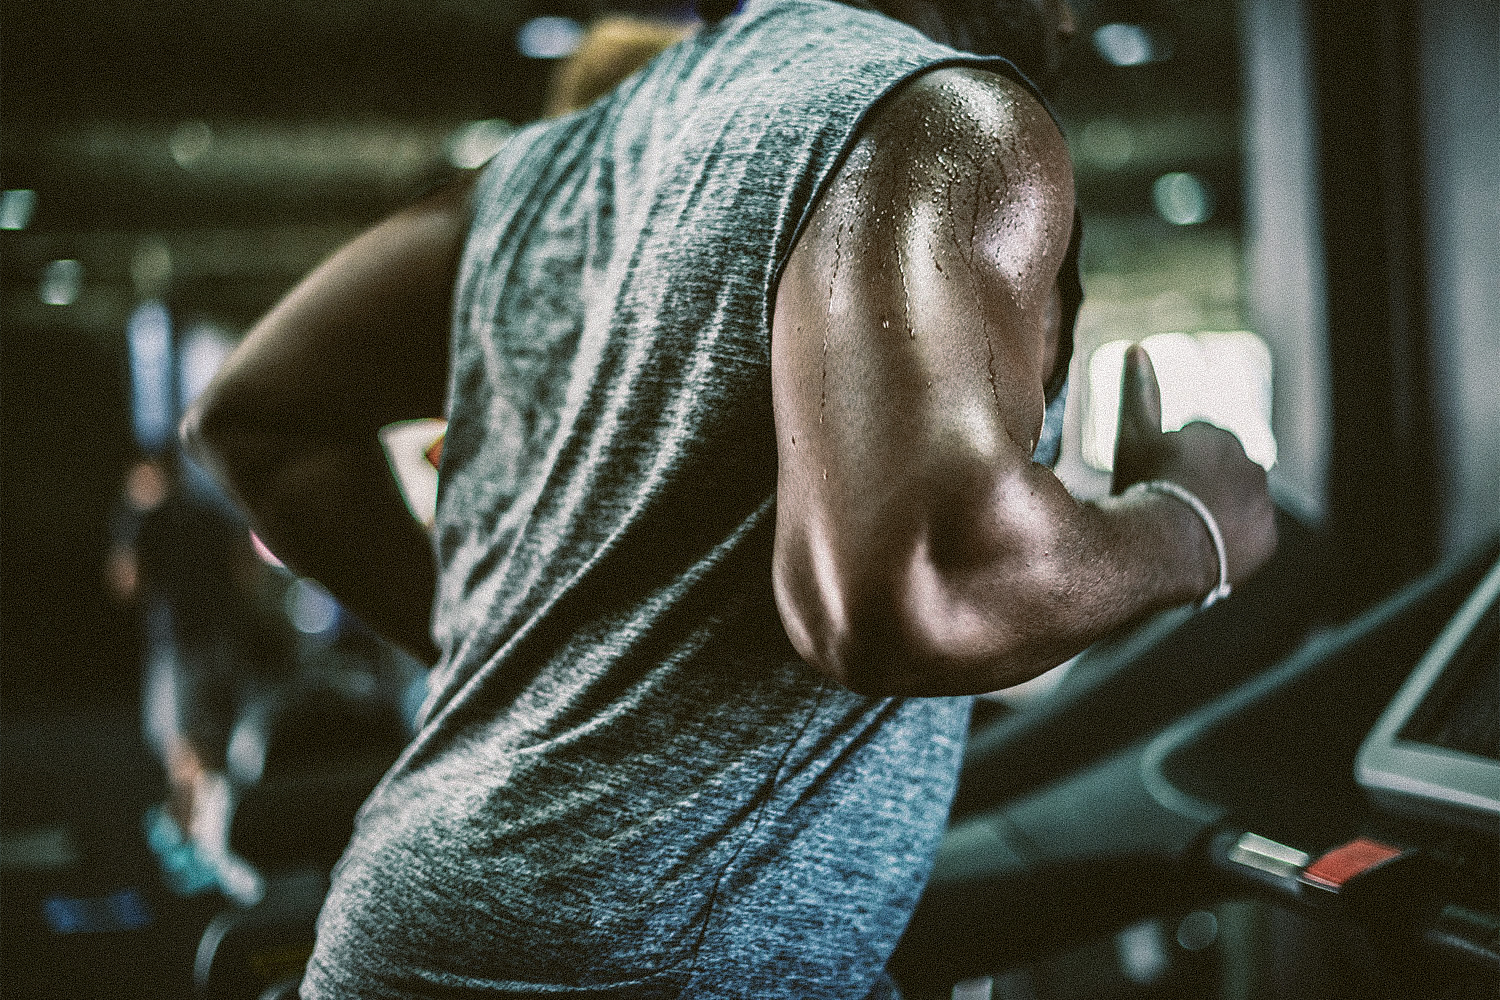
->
[184,0,1275,995]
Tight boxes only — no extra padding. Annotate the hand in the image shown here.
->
[1111,344,1276,587]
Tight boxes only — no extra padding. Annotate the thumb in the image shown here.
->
[1113,344,1164,486]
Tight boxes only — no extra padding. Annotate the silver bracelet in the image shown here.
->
[1129,479,1232,610]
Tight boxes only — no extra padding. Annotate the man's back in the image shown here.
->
[300,4,1044,997]
[186,0,1272,994]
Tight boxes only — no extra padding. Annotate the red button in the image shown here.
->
[1300,837,1405,891]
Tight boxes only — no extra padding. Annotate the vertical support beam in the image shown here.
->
[1240,0,1330,528]
[1308,0,1441,587]
[1419,0,1500,557]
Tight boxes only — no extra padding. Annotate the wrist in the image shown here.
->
[1125,480,1231,609]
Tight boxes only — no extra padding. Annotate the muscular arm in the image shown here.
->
[771,68,1274,696]
[181,173,477,665]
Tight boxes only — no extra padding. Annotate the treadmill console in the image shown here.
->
[1357,558,1500,831]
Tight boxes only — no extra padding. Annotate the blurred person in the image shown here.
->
[184,1,1275,997]
[108,454,298,886]
[114,453,427,897]
[545,15,696,117]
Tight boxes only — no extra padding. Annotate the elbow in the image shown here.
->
[178,381,288,503]
[773,532,1046,698]
[178,396,214,467]
[775,587,1012,698]
[177,395,250,512]
[178,382,246,480]
[178,384,223,475]
[842,602,1026,699]
[772,525,895,694]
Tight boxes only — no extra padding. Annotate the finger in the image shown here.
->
[1115,344,1163,464]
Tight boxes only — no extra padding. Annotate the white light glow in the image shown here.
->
[285,577,340,635]
[951,978,994,1000]
[127,301,175,452]
[1116,920,1170,985]
[445,119,516,170]
[1153,172,1213,225]
[1,189,37,230]
[178,324,235,411]
[1082,332,1277,472]
[169,120,214,169]
[517,16,584,59]
[40,259,83,305]
[1093,23,1161,67]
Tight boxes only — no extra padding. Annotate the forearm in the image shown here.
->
[923,474,1216,694]
[773,447,1217,697]
[185,424,439,664]
[181,173,473,665]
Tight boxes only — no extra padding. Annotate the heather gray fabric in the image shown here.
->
[302,2,1069,997]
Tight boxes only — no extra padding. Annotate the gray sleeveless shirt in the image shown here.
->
[304,3,1071,997]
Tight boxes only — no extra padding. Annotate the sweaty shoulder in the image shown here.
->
[849,65,1075,273]
[866,65,1068,154]
[865,65,1069,168]
[775,65,1076,440]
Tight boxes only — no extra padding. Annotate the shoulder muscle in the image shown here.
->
[774,65,1075,470]
[827,65,1074,335]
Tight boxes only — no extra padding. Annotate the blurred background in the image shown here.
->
[2,0,1496,997]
